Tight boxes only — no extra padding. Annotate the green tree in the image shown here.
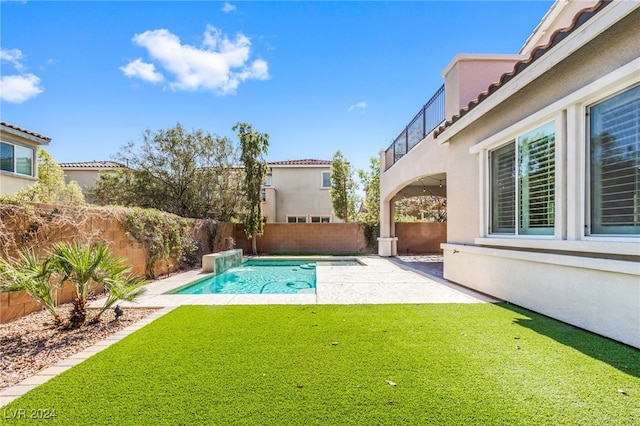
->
[357,157,380,226]
[233,122,269,255]
[357,157,380,250]
[89,123,243,220]
[12,149,85,205]
[330,150,359,222]
[50,241,129,327]
[395,196,447,222]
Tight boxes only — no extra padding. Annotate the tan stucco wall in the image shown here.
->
[62,169,102,191]
[0,128,42,196]
[444,7,640,244]
[380,134,449,203]
[443,55,526,120]
[270,166,338,223]
[380,6,640,347]
[438,8,640,348]
[0,173,38,196]
[443,245,640,349]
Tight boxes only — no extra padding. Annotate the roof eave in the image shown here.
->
[435,0,634,144]
[1,124,51,146]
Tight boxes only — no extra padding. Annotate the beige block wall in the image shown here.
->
[1,205,444,323]
[232,222,446,255]
[0,204,190,323]
[234,223,368,254]
[396,222,446,254]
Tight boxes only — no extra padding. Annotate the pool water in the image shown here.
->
[173,260,317,295]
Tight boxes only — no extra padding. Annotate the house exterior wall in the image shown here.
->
[267,166,338,223]
[440,5,640,348]
[442,54,526,120]
[0,173,38,196]
[379,2,640,348]
[0,126,46,197]
[61,169,101,190]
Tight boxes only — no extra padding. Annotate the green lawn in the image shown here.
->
[4,304,639,425]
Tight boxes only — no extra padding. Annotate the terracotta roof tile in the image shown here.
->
[0,121,51,143]
[58,161,123,169]
[268,159,332,166]
[434,0,609,139]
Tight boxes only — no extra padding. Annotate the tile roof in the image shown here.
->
[433,0,609,138]
[268,159,332,166]
[0,121,51,143]
[58,161,124,169]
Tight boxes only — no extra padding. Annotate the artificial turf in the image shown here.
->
[4,304,639,425]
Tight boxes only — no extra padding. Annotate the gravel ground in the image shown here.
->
[0,302,160,391]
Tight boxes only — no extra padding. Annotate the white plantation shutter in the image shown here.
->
[489,122,555,236]
[519,123,555,235]
[590,85,640,235]
[490,142,516,233]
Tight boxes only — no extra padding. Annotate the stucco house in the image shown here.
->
[262,159,339,223]
[59,161,123,201]
[0,121,51,197]
[379,0,639,348]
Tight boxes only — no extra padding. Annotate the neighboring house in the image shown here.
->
[379,1,639,348]
[0,121,51,197]
[59,161,123,200]
[262,159,339,223]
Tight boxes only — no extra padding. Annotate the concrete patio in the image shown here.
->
[89,255,497,308]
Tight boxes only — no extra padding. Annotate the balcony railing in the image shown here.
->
[384,84,445,171]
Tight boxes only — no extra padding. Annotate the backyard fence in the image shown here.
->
[1,202,446,322]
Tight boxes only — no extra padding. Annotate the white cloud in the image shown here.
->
[0,74,44,103]
[221,2,236,13]
[0,48,44,103]
[122,25,269,95]
[0,48,25,71]
[120,58,164,83]
[348,101,367,112]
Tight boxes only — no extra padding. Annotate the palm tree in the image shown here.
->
[95,272,147,321]
[50,241,128,327]
[0,250,63,326]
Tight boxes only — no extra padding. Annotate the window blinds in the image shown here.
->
[590,85,640,235]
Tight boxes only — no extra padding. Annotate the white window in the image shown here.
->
[489,122,555,235]
[264,173,272,186]
[588,84,639,236]
[310,216,330,223]
[321,171,331,189]
[1,142,34,177]
[287,216,307,223]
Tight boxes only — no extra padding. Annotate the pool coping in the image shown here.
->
[166,256,364,295]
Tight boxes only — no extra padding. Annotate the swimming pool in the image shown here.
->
[172,259,318,295]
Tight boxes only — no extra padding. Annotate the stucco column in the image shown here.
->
[378,198,397,257]
[378,148,397,256]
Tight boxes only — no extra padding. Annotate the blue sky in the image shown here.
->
[1,1,553,173]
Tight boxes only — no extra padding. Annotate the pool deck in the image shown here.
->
[89,255,498,308]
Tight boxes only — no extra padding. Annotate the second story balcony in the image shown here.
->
[383,84,445,171]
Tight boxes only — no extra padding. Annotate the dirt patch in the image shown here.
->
[0,302,160,391]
